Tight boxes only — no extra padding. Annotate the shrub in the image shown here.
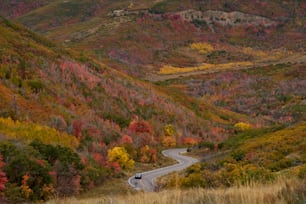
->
[234,122,251,132]
[191,19,207,28]
[198,141,214,150]
[190,42,214,54]
[103,113,129,128]
[298,165,306,179]
[181,173,206,188]
[231,150,246,161]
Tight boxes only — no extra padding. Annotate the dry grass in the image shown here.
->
[46,178,305,204]
[159,61,253,75]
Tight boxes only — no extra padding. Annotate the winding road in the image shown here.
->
[128,148,199,192]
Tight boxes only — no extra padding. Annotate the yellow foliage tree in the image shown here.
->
[234,122,251,131]
[164,124,175,137]
[107,147,134,170]
[190,42,214,54]
[0,117,79,149]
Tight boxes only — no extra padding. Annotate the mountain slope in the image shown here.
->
[0,16,219,140]
[0,0,51,18]
[0,17,243,201]
[4,0,304,78]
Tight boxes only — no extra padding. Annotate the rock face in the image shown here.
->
[109,9,149,17]
[178,10,276,27]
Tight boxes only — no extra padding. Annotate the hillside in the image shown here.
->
[0,0,303,78]
[157,122,306,202]
[0,16,217,138]
[0,0,51,18]
[0,17,247,201]
[157,63,306,125]
[2,0,304,126]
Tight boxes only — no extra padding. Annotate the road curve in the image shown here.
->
[128,148,198,192]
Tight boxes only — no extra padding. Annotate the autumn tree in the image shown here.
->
[129,120,153,134]
[162,136,176,147]
[164,124,175,137]
[121,135,133,144]
[2,145,53,200]
[120,134,137,160]
[72,120,83,138]
[0,155,8,192]
[162,124,176,147]
[139,145,157,163]
[128,120,154,147]
[182,137,198,146]
[29,140,83,196]
[20,174,33,199]
[107,147,134,170]
[234,122,251,132]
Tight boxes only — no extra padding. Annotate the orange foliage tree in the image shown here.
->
[162,136,176,147]
[139,145,157,163]
[20,174,33,199]
[181,137,198,146]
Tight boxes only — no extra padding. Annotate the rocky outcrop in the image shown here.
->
[178,10,276,27]
[109,9,149,17]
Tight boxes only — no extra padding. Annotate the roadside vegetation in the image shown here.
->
[156,123,305,203]
[47,178,306,204]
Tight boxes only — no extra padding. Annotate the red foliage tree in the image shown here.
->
[110,162,121,173]
[72,120,83,138]
[93,153,105,166]
[122,135,133,144]
[0,155,8,191]
[128,120,154,147]
[128,120,153,134]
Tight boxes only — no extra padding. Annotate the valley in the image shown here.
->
[0,0,305,203]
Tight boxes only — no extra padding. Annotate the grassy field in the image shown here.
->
[47,177,305,204]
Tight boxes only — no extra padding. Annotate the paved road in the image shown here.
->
[128,148,199,192]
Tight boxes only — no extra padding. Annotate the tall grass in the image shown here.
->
[46,178,305,204]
